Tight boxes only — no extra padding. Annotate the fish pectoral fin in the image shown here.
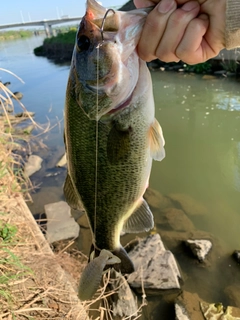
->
[122,198,154,233]
[107,125,131,164]
[63,173,84,211]
[149,118,165,161]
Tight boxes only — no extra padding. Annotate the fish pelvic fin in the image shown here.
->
[122,198,154,233]
[149,118,165,161]
[78,249,120,301]
[63,173,84,211]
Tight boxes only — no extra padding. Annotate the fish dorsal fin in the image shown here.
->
[122,198,154,233]
[63,173,83,211]
[149,118,165,161]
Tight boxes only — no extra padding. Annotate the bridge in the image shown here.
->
[0,17,82,36]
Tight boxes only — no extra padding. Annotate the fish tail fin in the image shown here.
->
[112,246,135,274]
[90,245,134,274]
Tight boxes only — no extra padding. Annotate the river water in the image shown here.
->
[1,36,240,318]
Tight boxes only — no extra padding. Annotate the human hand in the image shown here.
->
[134,0,226,64]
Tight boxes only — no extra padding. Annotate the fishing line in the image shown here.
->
[94,8,116,248]
[94,43,100,245]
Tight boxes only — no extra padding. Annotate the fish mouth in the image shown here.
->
[107,92,133,115]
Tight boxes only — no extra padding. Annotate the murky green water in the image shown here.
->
[1,37,240,319]
[151,71,240,249]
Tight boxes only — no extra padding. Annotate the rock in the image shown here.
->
[56,153,67,167]
[225,285,240,307]
[16,124,35,135]
[230,306,240,318]
[202,75,217,80]
[127,233,182,294]
[45,201,80,243]
[144,188,172,210]
[24,155,43,177]
[176,292,240,320]
[168,193,208,216]
[12,91,23,100]
[15,111,35,118]
[110,270,138,319]
[184,239,212,262]
[214,70,227,75]
[232,250,240,263]
[28,186,63,215]
[175,303,191,320]
[200,301,240,319]
[175,291,204,320]
[158,208,195,232]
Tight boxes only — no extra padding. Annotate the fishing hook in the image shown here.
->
[100,8,115,42]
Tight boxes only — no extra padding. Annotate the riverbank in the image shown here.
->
[0,80,89,319]
[34,28,240,76]
[0,30,32,41]
[34,30,76,62]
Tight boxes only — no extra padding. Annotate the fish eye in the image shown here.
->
[77,35,90,51]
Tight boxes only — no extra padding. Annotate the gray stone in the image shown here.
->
[127,234,181,294]
[110,270,138,319]
[144,187,172,210]
[214,70,227,75]
[28,186,63,215]
[56,153,67,167]
[185,239,212,262]
[45,201,80,243]
[168,193,208,216]
[24,155,43,177]
[200,302,240,319]
[12,91,23,100]
[233,250,240,263]
[175,291,204,320]
[175,303,191,320]
[225,285,240,307]
[159,208,195,232]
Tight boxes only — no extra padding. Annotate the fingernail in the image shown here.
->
[182,1,199,11]
[158,0,175,14]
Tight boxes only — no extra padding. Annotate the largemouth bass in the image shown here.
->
[64,0,165,277]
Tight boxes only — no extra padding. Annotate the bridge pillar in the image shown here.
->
[44,22,54,37]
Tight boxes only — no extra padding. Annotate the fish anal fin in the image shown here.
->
[63,173,84,211]
[149,118,165,161]
[122,198,154,233]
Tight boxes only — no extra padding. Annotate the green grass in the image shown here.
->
[0,30,32,40]
[0,222,17,242]
[43,29,76,45]
[0,218,32,308]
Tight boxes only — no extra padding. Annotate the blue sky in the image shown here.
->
[0,0,127,25]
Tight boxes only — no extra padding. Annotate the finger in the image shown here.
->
[134,0,158,8]
[155,1,200,62]
[176,0,205,4]
[176,14,210,64]
[137,0,177,61]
